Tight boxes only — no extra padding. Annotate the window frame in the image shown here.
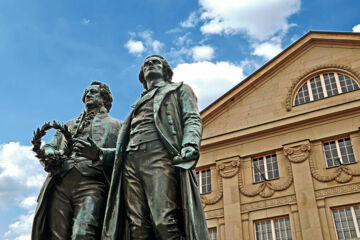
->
[332,204,360,240]
[196,168,212,194]
[293,72,360,106]
[254,215,292,240]
[322,137,357,168]
[208,227,217,240]
[252,153,280,183]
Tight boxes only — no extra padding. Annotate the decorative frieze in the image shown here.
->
[204,208,224,219]
[217,160,240,178]
[309,156,360,183]
[238,161,293,198]
[241,195,297,212]
[201,156,240,208]
[201,176,223,208]
[315,183,360,198]
[283,142,310,163]
[202,157,241,207]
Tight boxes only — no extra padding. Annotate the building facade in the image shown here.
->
[196,32,360,240]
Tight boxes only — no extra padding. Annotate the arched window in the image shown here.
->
[293,72,360,106]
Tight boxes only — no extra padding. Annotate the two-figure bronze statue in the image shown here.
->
[31,55,210,240]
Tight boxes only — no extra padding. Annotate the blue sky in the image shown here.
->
[0,0,359,239]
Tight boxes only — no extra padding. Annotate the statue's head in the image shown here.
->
[138,55,173,90]
[82,81,113,112]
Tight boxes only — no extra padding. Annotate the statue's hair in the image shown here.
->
[138,55,173,89]
[82,81,113,112]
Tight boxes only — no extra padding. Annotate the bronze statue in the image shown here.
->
[79,55,209,239]
[31,81,121,240]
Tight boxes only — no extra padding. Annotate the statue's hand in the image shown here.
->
[181,146,198,161]
[42,148,62,159]
[43,147,55,156]
[173,146,199,169]
[73,137,101,162]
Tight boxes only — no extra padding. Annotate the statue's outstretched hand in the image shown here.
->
[73,137,101,162]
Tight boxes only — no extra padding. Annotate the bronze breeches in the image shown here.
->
[123,140,183,240]
[47,168,108,240]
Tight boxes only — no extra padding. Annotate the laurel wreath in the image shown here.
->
[32,121,73,173]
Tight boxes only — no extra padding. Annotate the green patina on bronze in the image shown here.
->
[32,55,209,240]
[31,82,122,240]
[101,55,210,239]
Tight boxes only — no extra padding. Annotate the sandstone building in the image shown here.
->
[196,31,360,240]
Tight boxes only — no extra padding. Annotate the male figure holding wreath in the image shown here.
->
[32,81,121,240]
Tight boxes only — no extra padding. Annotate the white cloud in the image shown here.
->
[175,32,193,47]
[353,24,360,32]
[0,142,46,240]
[198,0,301,40]
[252,42,282,60]
[167,47,192,65]
[125,40,145,55]
[19,196,37,210]
[152,40,164,53]
[4,196,37,240]
[4,196,38,240]
[4,210,34,240]
[165,27,183,34]
[125,31,164,55]
[82,18,90,24]
[0,142,45,208]
[173,61,245,109]
[180,11,199,28]
[191,45,214,61]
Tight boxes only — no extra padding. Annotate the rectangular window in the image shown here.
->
[323,137,356,168]
[255,216,292,240]
[208,228,217,240]
[253,154,279,183]
[196,169,211,194]
[332,205,360,239]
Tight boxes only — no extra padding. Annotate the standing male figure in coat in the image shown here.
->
[89,55,209,239]
[31,81,121,240]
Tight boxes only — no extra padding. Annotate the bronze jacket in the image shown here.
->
[31,107,121,240]
[102,81,209,240]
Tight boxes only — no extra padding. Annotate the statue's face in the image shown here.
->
[84,85,104,109]
[143,56,164,81]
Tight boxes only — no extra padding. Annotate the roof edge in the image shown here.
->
[200,31,360,117]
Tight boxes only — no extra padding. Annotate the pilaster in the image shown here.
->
[216,156,242,240]
[283,140,323,240]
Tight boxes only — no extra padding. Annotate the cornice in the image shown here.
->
[201,101,360,152]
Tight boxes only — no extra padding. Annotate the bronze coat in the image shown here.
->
[31,108,121,240]
[102,82,209,240]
